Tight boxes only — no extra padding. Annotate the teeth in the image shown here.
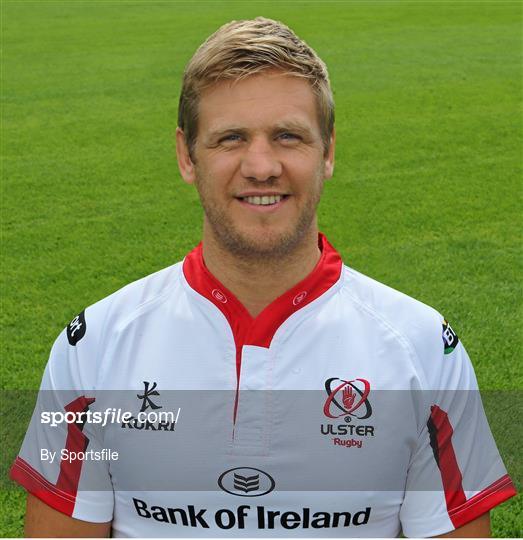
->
[243,195,283,206]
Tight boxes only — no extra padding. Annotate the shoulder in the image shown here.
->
[85,262,182,332]
[338,265,461,387]
[47,262,183,389]
[79,261,182,341]
[340,265,442,330]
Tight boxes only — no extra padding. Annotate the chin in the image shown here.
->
[216,224,311,260]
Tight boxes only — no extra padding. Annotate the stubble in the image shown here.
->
[194,169,324,263]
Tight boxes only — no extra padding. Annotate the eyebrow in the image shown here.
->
[272,120,314,135]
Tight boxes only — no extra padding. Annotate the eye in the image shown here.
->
[219,134,243,145]
[278,132,301,143]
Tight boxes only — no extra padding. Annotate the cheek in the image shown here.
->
[200,155,238,188]
[286,157,325,191]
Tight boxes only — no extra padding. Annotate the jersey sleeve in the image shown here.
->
[10,309,114,523]
[399,318,516,537]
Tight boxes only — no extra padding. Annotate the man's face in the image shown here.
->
[177,71,335,259]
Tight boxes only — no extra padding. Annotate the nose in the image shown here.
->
[240,136,282,182]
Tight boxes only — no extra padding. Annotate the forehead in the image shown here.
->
[197,71,320,133]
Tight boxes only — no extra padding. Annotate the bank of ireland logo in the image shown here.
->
[323,378,372,421]
[234,472,259,493]
[218,467,275,497]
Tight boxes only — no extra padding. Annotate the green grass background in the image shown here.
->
[1,0,521,536]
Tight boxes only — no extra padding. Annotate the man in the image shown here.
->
[11,17,515,537]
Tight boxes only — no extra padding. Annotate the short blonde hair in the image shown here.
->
[178,17,334,156]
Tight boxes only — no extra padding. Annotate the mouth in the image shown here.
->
[236,194,289,207]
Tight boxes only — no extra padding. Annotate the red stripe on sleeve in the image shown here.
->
[428,406,517,529]
[429,405,467,514]
[449,474,517,529]
[10,456,75,516]
[10,395,96,517]
[56,396,95,495]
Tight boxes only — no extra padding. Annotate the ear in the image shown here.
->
[176,128,196,184]
[323,128,335,180]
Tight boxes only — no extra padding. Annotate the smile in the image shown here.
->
[243,195,282,206]
[239,195,287,206]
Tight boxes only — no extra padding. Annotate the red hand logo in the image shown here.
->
[342,385,356,410]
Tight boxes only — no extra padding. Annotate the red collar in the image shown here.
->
[182,233,343,351]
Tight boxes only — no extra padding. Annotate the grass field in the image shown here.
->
[1,0,521,536]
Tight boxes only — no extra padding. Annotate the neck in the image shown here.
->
[201,225,321,318]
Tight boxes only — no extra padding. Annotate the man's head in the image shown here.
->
[176,18,335,261]
[178,17,334,159]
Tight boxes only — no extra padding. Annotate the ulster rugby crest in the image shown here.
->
[321,378,375,448]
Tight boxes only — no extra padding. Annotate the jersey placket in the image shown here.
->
[232,344,273,455]
[182,234,343,453]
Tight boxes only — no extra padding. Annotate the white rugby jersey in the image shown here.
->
[11,234,516,537]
